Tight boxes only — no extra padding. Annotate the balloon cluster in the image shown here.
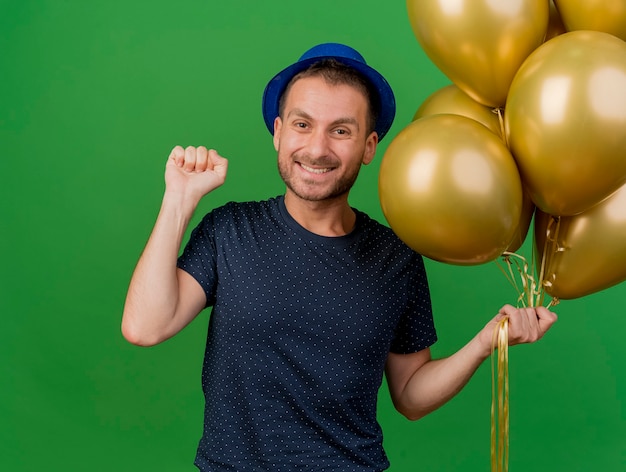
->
[379,0,626,302]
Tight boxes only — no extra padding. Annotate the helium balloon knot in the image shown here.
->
[545,216,561,241]
[541,279,560,308]
[492,107,508,147]
[547,296,560,309]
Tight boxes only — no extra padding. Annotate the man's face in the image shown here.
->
[273,76,378,202]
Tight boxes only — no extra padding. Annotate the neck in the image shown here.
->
[283,191,356,237]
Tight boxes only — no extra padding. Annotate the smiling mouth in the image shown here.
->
[300,163,334,174]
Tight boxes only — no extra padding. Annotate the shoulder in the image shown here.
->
[201,197,282,223]
[192,197,285,241]
[355,209,416,253]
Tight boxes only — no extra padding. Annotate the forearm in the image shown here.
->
[388,305,557,421]
[121,193,196,345]
[395,334,491,420]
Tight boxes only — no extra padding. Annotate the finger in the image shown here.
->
[499,306,537,344]
[195,146,209,173]
[519,306,556,339]
[184,146,197,172]
[535,306,558,334]
[169,145,185,167]
[523,307,540,341]
[497,304,516,319]
[505,307,530,342]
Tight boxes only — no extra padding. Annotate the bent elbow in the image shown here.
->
[121,316,163,347]
[397,406,426,422]
[392,398,431,422]
[121,328,156,347]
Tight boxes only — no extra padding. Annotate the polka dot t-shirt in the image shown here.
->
[177,196,437,471]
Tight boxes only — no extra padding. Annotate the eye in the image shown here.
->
[333,128,350,136]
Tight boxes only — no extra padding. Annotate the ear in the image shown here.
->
[273,117,282,151]
[362,131,379,165]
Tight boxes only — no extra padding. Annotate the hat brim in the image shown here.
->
[262,55,396,142]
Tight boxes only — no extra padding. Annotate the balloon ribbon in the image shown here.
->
[491,316,509,472]
[497,216,560,309]
[491,218,560,472]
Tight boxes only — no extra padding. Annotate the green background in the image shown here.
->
[2,1,624,470]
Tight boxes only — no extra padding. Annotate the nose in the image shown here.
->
[304,127,331,159]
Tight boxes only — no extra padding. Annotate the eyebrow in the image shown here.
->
[287,108,360,130]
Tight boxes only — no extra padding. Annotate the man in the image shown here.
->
[122,43,556,471]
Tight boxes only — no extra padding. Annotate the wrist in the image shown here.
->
[159,190,199,231]
[473,326,496,360]
[162,188,200,216]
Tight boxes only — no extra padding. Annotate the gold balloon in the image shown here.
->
[413,84,503,138]
[535,183,626,299]
[406,0,549,107]
[379,114,523,265]
[554,0,626,41]
[505,30,626,216]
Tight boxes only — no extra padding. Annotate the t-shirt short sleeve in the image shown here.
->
[389,253,437,354]
[177,212,219,307]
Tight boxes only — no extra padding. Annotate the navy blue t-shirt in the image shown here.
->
[177,196,437,471]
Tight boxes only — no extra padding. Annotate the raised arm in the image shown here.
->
[385,304,557,420]
[121,146,228,346]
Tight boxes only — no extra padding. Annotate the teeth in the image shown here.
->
[301,163,332,174]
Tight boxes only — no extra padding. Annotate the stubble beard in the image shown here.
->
[277,151,362,202]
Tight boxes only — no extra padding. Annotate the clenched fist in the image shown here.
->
[164,145,228,207]
[478,304,557,355]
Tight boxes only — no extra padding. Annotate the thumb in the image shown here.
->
[208,149,228,177]
[208,149,228,166]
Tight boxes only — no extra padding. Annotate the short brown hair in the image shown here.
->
[278,59,380,134]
